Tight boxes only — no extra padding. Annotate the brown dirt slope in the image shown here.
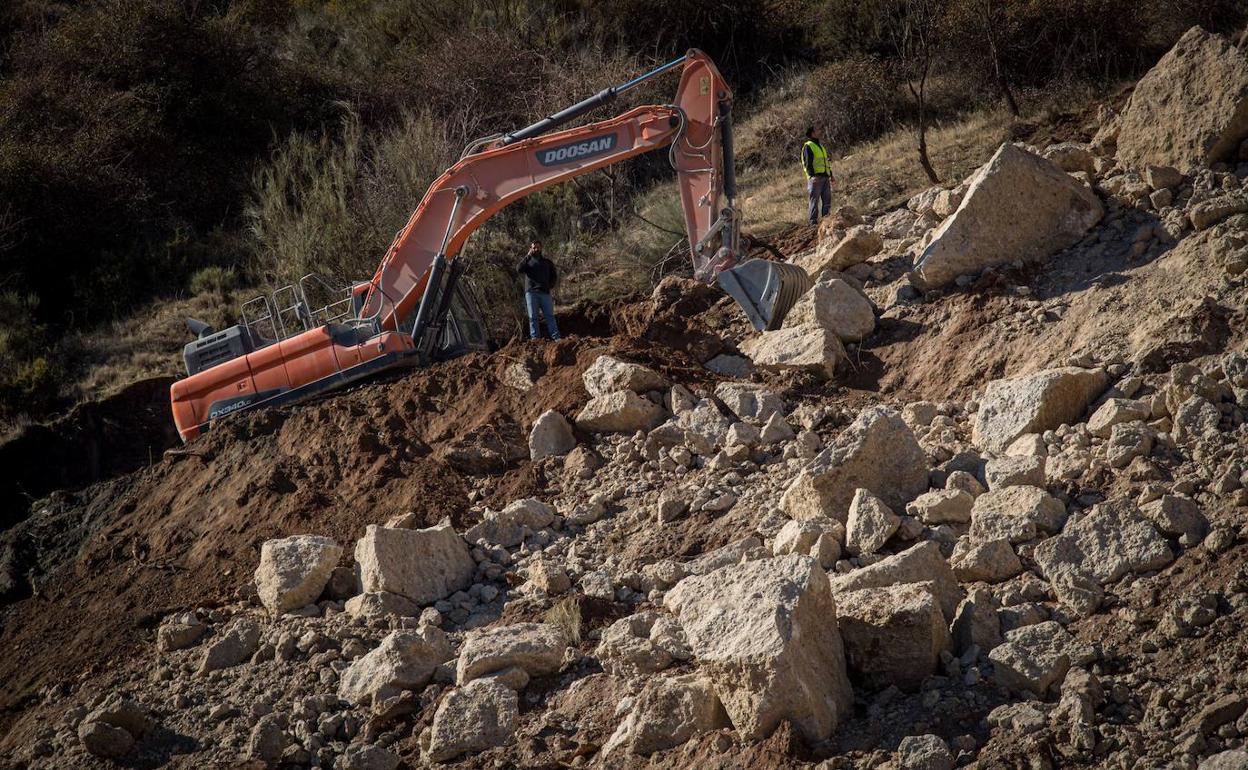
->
[0,322,708,735]
[0,376,179,531]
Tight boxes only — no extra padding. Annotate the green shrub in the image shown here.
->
[747,55,905,162]
[247,111,458,289]
[0,292,59,420]
[189,266,239,297]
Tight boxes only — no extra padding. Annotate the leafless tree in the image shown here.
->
[890,0,944,184]
[979,0,1020,116]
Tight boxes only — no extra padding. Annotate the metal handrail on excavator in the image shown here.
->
[298,274,355,327]
[240,294,282,343]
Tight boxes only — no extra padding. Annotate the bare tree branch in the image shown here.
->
[890,0,943,184]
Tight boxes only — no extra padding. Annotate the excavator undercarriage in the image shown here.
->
[171,50,809,442]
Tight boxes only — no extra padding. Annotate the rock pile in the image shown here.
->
[15,23,1248,770]
[26,336,1248,770]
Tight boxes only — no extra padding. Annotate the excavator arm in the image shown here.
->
[360,50,800,346]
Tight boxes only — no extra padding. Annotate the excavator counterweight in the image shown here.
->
[171,51,809,442]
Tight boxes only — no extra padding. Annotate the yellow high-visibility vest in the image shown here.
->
[803,140,829,177]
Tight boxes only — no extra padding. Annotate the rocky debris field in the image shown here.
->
[5,23,1248,770]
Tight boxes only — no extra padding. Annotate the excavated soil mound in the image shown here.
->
[0,319,708,736]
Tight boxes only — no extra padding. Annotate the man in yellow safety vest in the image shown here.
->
[802,126,835,225]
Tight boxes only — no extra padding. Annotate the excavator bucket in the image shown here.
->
[716,259,813,331]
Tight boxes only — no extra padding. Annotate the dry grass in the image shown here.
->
[58,293,236,400]
[0,291,230,438]
[739,108,1015,235]
[568,102,1015,287]
[505,88,1079,307]
[543,595,583,645]
[553,182,690,306]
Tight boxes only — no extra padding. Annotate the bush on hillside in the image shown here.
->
[0,293,58,421]
[748,55,905,163]
[189,267,239,297]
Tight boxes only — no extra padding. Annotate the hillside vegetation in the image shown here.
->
[0,0,1243,428]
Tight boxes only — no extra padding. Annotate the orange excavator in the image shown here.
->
[171,50,810,442]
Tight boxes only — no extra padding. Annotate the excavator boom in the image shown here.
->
[170,50,808,442]
[361,50,744,335]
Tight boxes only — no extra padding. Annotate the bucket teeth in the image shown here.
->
[764,262,813,330]
[716,259,813,331]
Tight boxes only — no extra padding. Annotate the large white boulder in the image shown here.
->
[343,591,419,621]
[782,406,928,519]
[836,581,950,691]
[1201,752,1248,770]
[772,518,843,567]
[1042,142,1097,175]
[464,498,556,548]
[601,674,729,756]
[582,355,667,398]
[663,555,853,742]
[740,325,845,380]
[799,225,884,276]
[1086,398,1151,439]
[594,612,683,678]
[1032,499,1173,615]
[354,522,474,606]
[1140,495,1208,544]
[254,535,343,615]
[983,456,1045,489]
[898,734,956,770]
[338,628,452,705]
[528,410,576,460]
[828,541,961,620]
[906,489,974,524]
[198,619,260,674]
[972,367,1109,453]
[456,622,567,685]
[675,399,733,452]
[426,679,519,762]
[950,538,1023,584]
[1190,194,1248,231]
[845,489,900,555]
[713,382,785,424]
[912,143,1103,290]
[78,697,154,759]
[1115,27,1248,172]
[782,280,876,343]
[157,612,206,652]
[988,621,1090,697]
[969,485,1067,543]
[575,391,666,433]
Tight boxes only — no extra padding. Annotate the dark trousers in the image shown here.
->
[807,175,832,225]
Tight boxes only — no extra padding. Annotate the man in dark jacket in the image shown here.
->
[516,240,561,340]
[802,126,835,225]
